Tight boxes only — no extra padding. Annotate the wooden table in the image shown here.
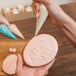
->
[0,3,76,76]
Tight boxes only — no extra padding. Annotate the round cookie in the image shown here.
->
[2,54,17,74]
[23,34,58,67]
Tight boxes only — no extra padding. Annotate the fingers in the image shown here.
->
[35,2,40,11]
[35,3,40,18]
[35,59,55,76]
[16,53,23,70]
[43,58,55,71]
[32,2,40,18]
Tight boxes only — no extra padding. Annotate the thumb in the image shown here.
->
[43,58,55,72]
[35,59,55,76]
[16,53,23,70]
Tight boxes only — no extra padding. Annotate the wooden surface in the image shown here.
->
[0,3,76,76]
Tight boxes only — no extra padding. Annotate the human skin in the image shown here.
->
[33,0,76,46]
[16,53,55,76]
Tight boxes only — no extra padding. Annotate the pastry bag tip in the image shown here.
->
[35,5,48,36]
[8,24,25,40]
[20,36,25,40]
[23,37,25,40]
[35,31,38,36]
[0,24,17,40]
[13,37,18,40]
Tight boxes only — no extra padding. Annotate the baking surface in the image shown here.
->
[0,3,76,76]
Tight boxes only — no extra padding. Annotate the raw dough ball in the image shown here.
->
[9,48,16,53]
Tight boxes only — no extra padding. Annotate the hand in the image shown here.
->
[16,53,55,76]
[33,0,53,6]
[32,0,70,26]
[32,2,57,25]
[33,0,76,46]
[32,0,56,17]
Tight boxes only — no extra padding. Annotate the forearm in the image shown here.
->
[57,22,76,46]
[45,1,76,46]
[46,1,75,24]
[0,13,10,26]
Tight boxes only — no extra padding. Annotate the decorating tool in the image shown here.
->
[8,24,25,39]
[35,5,48,35]
[0,24,17,40]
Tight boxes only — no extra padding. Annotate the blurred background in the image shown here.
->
[0,0,75,11]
